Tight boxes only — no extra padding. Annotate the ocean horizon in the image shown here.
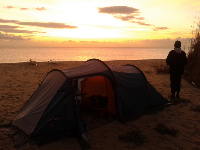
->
[0,47,189,63]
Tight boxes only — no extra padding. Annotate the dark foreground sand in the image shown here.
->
[0,59,200,150]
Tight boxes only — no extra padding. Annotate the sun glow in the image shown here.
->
[48,26,124,38]
[0,0,198,47]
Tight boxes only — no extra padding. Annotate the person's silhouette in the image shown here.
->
[166,40,188,98]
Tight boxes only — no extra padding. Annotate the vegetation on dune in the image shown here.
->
[154,21,200,88]
[185,23,200,88]
[154,62,169,74]
[191,105,200,112]
[155,123,179,137]
[118,129,147,145]
[28,59,37,66]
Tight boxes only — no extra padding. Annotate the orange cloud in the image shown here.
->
[98,6,151,26]
[20,8,29,10]
[153,27,169,31]
[35,7,47,11]
[3,6,48,11]
[98,6,140,14]
[79,41,88,43]
[0,32,26,40]
[63,40,76,43]
[18,22,78,29]
[0,19,18,23]
[0,19,78,29]
[4,6,16,9]
[131,21,152,26]
[0,25,42,34]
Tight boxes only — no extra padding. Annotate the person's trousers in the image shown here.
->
[170,73,182,94]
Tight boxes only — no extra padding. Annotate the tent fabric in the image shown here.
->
[33,80,77,136]
[62,59,116,90]
[112,72,150,115]
[107,64,141,74]
[12,59,168,139]
[12,70,67,135]
[148,84,168,106]
[62,60,108,78]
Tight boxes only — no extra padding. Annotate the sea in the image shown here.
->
[0,47,189,63]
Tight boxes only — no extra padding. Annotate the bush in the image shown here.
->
[191,105,200,112]
[185,24,200,88]
[154,63,169,74]
[155,123,179,137]
[118,129,147,145]
[28,59,37,66]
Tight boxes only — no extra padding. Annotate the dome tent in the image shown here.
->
[12,59,168,148]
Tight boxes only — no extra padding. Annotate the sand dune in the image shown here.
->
[0,59,200,150]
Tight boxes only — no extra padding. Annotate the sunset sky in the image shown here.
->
[0,0,199,47]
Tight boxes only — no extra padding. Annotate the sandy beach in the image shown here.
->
[0,59,200,150]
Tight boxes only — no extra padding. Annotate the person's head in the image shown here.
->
[174,40,181,48]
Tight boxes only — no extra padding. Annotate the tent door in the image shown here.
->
[80,76,116,116]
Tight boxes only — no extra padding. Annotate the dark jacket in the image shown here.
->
[166,50,187,74]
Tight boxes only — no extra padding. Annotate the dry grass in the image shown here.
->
[28,59,38,66]
[155,123,179,137]
[153,63,169,74]
[191,105,200,112]
[118,129,147,146]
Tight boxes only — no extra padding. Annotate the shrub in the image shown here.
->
[191,105,200,112]
[28,59,37,66]
[154,63,169,74]
[185,24,200,88]
[155,123,179,137]
[118,129,147,145]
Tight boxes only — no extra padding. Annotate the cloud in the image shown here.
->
[0,28,37,34]
[4,6,16,9]
[131,21,152,26]
[140,37,191,44]
[98,6,139,14]
[153,27,169,31]
[0,18,78,29]
[35,7,47,11]
[3,6,48,11]
[91,41,100,43]
[114,14,137,21]
[140,38,173,43]
[136,17,144,20]
[97,6,152,26]
[63,40,76,43]
[20,8,29,10]
[18,22,78,29]
[0,25,40,34]
[0,32,25,40]
[79,41,88,43]
[38,31,46,33]
[0,19,19,23]
[0,25,19,28]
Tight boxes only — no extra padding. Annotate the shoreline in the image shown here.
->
[0,59,200,150]
[0,58,166,64]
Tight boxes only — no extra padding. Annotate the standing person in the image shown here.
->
[166,40,188,99]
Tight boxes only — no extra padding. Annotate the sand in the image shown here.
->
[0,59,200,150]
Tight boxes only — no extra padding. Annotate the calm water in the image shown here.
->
[0,47,187,63]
